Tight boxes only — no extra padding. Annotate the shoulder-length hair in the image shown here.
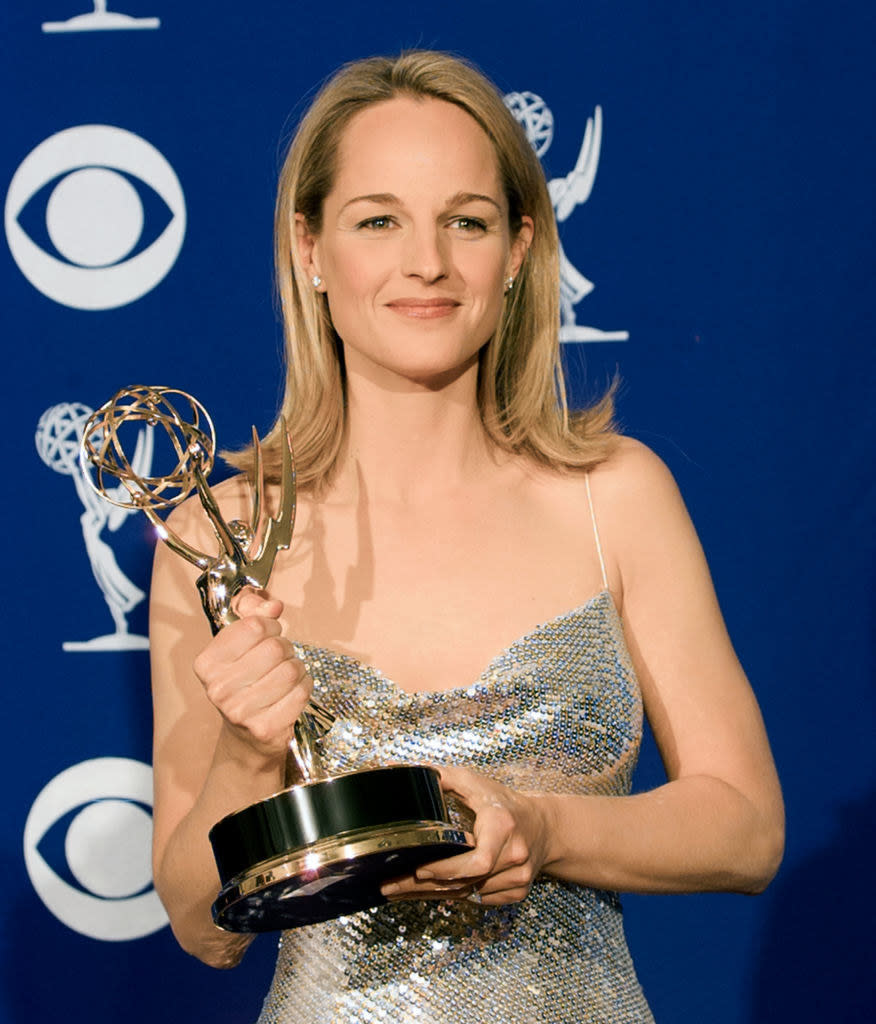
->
[225,50,615,489]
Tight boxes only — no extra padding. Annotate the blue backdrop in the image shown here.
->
[2,2,874,1022]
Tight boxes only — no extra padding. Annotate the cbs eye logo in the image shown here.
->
[5,125,185,311]
[23,757,168,941]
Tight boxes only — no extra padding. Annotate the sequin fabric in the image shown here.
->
[256,590,654,1023]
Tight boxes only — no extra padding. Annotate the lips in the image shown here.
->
[384,298,461,319]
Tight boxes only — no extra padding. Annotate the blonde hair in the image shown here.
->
[225,50,615,488]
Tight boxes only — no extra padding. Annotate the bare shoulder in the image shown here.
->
[513,438,679,525]
[522,437,683,524]
[589,435,683,506]
[587,436,694,543]
[580,437,704,606]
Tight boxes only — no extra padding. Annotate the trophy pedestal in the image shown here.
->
[209,765,472,932]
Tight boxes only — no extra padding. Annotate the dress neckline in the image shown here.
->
[294,588,618,698]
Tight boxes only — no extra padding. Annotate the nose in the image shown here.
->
[401,224,448,283]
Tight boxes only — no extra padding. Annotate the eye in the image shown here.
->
[23,757,168,941]
[449,216,488,234]
[356,215,396,231]
[4,125,186,311]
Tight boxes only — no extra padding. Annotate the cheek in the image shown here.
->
[329,246,388,299]
[458,244,508,295]
[323,252,381,341]
[471,266,506,313]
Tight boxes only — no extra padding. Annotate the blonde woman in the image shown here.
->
[149,51,784,1023]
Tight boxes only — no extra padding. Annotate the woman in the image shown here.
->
[149,51,784,1023]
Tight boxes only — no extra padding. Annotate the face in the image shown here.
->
[298,96,532,389]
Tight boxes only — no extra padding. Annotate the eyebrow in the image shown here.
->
[446,191,503,212]
[339,191,503,213]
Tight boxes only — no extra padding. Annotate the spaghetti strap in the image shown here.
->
[585,473,609,591]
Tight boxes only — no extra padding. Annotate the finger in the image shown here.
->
[433,763,479,802]
[474,862,534,899]
[234,587,283,620]
[230,632,299,683]
[476,885,530,906]
[231,674,315,749]
[414,847,501,886]
[220,659,311,723]
[435,765,507,819]
[200,635,305,718]
[208,612,284,664]
[416,803,516,882]
[412,847,487,885]
[381,876,475,902]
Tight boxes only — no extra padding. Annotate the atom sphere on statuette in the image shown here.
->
[79,385,216,511]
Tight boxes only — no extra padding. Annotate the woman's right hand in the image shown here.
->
[191,588,313,763]
[149,506,313,966]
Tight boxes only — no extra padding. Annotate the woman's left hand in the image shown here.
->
[381,765,553,906]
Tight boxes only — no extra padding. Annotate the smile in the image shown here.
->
[384,298,461,320]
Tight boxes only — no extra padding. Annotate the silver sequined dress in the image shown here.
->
[257,589,654,1023]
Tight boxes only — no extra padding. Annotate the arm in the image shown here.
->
[149,496,312,967]
[384,440,784,903]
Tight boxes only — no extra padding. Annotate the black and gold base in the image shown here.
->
[209,765,472,932]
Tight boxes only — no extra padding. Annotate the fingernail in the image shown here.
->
[416,869,434,880]
[382,882,400,896]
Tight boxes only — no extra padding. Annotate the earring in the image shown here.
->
[504,276,514,294]
[312,275,322,288]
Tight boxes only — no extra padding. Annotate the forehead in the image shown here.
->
[331,96,503,199]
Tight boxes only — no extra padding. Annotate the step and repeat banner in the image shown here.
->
[2,2,874,1023]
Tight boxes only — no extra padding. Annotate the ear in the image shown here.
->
[508,215,534,280]
[295,213,325,290]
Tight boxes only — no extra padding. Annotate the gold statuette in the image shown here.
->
[80,385,469,932]
[79,384,333,777]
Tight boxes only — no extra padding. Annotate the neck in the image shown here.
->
[330,362,500,505]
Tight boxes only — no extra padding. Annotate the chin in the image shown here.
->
[346,341,483,391]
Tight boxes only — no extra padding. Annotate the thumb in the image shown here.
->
[435,764,479,804]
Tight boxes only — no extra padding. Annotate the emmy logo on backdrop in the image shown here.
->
[42,1,159,32]
[35,401,152,652]
[505,92,629,343]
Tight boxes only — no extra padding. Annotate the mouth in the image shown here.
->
[384,298,461,320]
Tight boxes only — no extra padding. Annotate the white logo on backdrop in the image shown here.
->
[5,125,185,310]
[36,401,152,652]
[505,92,629,343]
[24,758,167,941]
[43,1,160,33]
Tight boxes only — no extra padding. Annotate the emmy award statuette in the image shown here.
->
[79,386,472,932]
